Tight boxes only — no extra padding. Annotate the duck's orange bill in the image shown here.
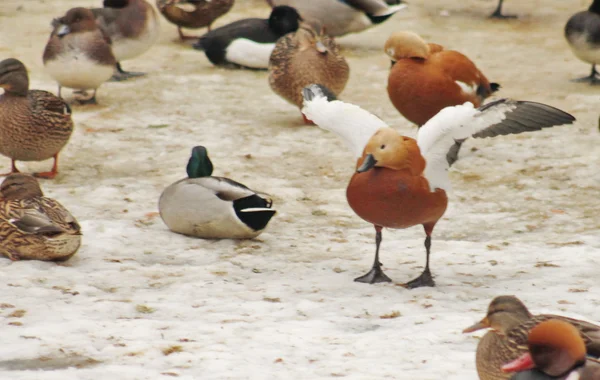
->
[462,317,490,333]
[501,352,535,373]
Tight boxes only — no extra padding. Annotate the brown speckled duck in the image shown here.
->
[156,0,234,40]
[463,296,600,380]
[44,7,116,104]
[268,21,349,123]
[0,173,81,261]
[0,58,74,179]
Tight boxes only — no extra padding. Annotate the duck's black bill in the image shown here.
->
[357,154,377,173]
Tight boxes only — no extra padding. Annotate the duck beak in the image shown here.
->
[462,317,490,333]
[316,41,328,54]
[57,24,70,37]
[501,352,535,373]
[357,154,377,173]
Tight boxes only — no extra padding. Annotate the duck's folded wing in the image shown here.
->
[10,209,66,236]
[343,0,406,16]
[191,177,258,201]
[417,99,575,192]
[301,84,387,158]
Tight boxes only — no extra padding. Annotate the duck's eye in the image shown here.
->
[380,144,386,149]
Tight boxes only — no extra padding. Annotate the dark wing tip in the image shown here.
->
[302,84,337,103]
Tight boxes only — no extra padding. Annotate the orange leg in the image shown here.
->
[178,27,199,41]
[0,160,20,176]
[33,154,59,179]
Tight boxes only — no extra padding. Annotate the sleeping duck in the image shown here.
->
[159,146,277,239]
[192,5,302,69]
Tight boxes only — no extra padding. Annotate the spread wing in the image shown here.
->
[417,99,575,192]
[301,84,387,158]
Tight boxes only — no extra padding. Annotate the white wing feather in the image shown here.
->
[301,85,387,158]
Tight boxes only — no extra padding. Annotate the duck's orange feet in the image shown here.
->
[302,113,315,125]
[33,171,58,179]
[354,265,393,284]
[402,268,435,289]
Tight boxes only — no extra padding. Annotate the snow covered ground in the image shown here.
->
[0,0,599,379]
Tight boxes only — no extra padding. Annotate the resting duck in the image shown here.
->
[193,6,302,69]
[302,84,574,288]
[0,58,74,179]
[159,146,277,239]
[269,20,349,123]
[0,174,81,261]
[156,0,234,40]
[44,7,116,104]
[564,0,600,84]
[463,296,600,380]
[502,320,600,379]
[91,0,161,80]
[266,0,406,37]
[386,31,499,127]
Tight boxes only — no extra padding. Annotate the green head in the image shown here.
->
[186,146,213,178]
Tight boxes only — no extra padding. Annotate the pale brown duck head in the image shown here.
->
[502,319,587,377]
[0,173,44,201]
[463,295,533,335]
[297,20,329,54]
[55,7,99,38]
[0,58,29,97]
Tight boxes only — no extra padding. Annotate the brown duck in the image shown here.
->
[0,173,81,261]
[463,296,600,380]
[157,0,234,40]
[0,58,74,179]
[269,20,349,123]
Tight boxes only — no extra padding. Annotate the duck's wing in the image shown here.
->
[417,99,575,192]
[7,207,68,236]
[301,84,387,158]
[343,0,406,16]
[189,177,259,202]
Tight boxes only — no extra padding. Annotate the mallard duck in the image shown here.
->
[156,0,235,40]
[269,21,349,123]
[463,296,600,380]
[266,0,406,37]
[0,173,81,261]
[159,146,277,239]
[564,0,600,84]
[90,0,161,80]
[44,7,116,104]
[502,320,600,379]
[0,58,74,179]
[302,86,575,287]
[192,6,302,70]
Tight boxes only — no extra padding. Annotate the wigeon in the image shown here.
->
[301,84,574,288]
[265,0,406,37]
[463,296,600,380]
[565,0,600,84]
[159,146,277,239]
[156,0,234,40]
[269,20,349,123]
[0,58,73,179]
[193,6,302,70]
[386,31,500,127]
[502,320,600,379]
[91,0,161,80]
[44,7,116,104]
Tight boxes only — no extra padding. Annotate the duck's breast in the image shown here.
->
[346,167,447,230]
[110,6,160,61]
[565,12,600,64]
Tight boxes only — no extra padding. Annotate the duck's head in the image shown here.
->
[357,128,411,172]
[56,7,98,38]
[296,20,330,54]
[186,146,214,178]
[384,31,430,66]
[0,58,29,96]
[502,319,587,377]
[463,295,533,335]
[0,173,43,201]
[269,6,302,36]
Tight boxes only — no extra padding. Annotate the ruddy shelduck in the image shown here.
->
[502,319,600,379]
[385,31,500,127]
[302,84,575,288]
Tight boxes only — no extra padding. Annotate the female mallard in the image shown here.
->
[269,21,349,123]
[159,146,277,239]
[0,58,74,179]
[463,295,600,380]
[0,173,82,261]
[156,0,235,40]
